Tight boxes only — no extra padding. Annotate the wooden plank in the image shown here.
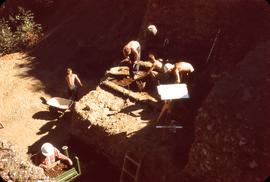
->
[101,80,158,103]
[46,160,60,170]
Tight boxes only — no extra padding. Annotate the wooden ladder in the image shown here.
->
[120,152,141,182]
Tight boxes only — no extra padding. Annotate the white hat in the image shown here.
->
[147,25,158,35]
[41,143,54,157]
[164,63,174,73]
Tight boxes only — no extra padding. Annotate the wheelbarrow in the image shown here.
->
[46,97,74,118]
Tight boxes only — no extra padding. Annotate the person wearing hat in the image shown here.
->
[39,143,73,169]
[164,62,194,83]
[122,40,141,78]
[147,25,158,36]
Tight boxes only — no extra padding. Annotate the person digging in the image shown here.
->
[163,61,194,83]
[39,143,73,170]
[121,40,141,79]
[144,53,165,86]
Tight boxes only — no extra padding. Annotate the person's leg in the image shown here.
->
[133,46,141,75]
[128,62,134,78]
[133,62,140,76]
[71,87,79,101]
[67,88,72,99]
[137,46,141,60]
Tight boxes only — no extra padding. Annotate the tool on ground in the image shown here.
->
[206,28,221,63]
[120,152,141,182]
[156,120,183,133]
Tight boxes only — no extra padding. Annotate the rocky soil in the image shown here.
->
[183,41,270,182]
[0,140,47,182]
[0,0,270,182]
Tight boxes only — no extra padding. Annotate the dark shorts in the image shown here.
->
[67,87,78,101]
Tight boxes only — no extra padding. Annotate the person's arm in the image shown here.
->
[55,148,73,166]
[39,163,49,170]
[75,74,83,87]
[147,64,156,75]
[131,49,139,61]
[174,70,181,83]
[122,46,127,58]
[65,75,70,87]
[120,57,130,63]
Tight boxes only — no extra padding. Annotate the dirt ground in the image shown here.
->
[0,52,70,159]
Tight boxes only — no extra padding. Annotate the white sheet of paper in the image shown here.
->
[157,84,190,100]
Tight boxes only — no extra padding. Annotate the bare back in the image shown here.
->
[126,40,140,50]
[66,74,77,89]
[174,62,194,73]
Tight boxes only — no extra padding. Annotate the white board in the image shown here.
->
[157,84,190,100]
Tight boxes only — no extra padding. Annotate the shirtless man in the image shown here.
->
[164,62,194,83]
[147,54,164,74]
[122,40,141,78]
[66,68,82,100]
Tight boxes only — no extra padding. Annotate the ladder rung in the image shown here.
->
[123,168,136,179]
[125,155,140,166]
[120,152,141,182]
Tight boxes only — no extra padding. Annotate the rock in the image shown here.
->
[206,124,213,131]
[249,160,258,169]
[239,140,246,146]
[202,148,208,156]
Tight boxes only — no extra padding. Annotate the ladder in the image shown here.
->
[120,152,141,182]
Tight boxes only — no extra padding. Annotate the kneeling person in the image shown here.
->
[39,143,73,170]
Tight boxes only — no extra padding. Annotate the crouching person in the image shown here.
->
[39,143,73,170]
[163,62,194,83]
[122,40,141,79]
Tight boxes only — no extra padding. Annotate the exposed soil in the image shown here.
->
[0,53,56,158]
[0,53,119,181]
[1,1,270,182]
